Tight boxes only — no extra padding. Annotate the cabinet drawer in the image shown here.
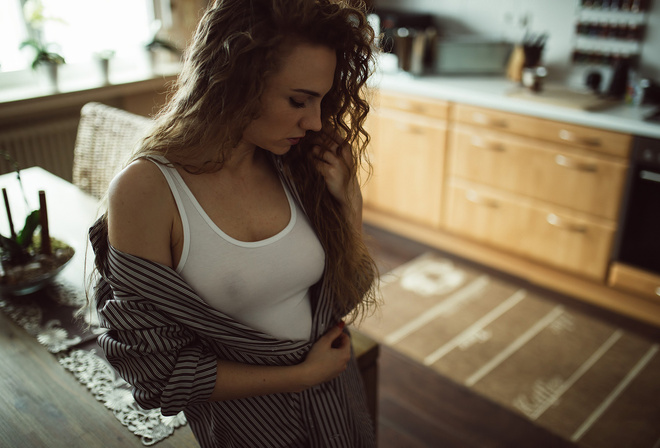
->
[445,183,531,255]
[525,206,615,281]
[379,91,450,120]
[609,263,660,303]
[446,180,615,280]
[449,126,628,219]
[452,103,631,158]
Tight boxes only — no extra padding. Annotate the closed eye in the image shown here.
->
[289,98,305,109]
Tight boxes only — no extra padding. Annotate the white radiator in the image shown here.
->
[0,118,79,182]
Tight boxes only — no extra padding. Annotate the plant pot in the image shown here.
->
[97,58,111,85]
[40,62,60,92]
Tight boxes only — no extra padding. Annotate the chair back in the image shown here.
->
[72,102,152,199]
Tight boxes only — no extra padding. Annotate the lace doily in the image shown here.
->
[0,278,188,445]
[58,349,187,446]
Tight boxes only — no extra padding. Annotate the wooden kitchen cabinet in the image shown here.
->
[365,92,449,228]
[363,89,660,327]
[446,104,629,280]
[450,124,628,220]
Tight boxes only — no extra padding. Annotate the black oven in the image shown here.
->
[612,136,660,275]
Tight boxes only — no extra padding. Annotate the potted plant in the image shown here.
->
[19,39,66,70]
[0,153,74,295]
[19,0,66,90]
[20,39,66,91]
[94,49,115,85]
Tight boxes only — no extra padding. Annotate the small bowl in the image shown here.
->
[0,252,74,296]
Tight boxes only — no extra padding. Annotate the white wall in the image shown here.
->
[375,0,660,85]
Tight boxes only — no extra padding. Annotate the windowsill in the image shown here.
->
[0,56,181,122]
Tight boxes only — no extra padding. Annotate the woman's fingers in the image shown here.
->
[321,321,345,342]
[332,332,351,350]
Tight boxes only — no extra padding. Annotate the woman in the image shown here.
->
[90,0,379,446]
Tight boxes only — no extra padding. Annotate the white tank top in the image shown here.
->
[149,156,325,341]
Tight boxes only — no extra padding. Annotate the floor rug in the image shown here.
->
[358,253,660,448]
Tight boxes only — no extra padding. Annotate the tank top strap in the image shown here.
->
[145,155,191,272]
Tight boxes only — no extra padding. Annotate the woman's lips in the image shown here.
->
[287,137,302,145]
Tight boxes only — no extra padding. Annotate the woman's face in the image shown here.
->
[240,42,337,155]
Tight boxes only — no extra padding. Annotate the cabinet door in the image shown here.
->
[370,110,447,228]
[450,125,628,220]
[445,181,532,254]
[525,206,616,281]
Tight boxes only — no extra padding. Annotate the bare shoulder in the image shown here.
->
[107,159,175,267]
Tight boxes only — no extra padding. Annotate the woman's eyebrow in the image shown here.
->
[292,88,321,97]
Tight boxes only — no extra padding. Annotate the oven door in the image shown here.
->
[613,136,660,275]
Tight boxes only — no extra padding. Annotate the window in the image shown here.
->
[0,0,153,73]
[0,0,29,72]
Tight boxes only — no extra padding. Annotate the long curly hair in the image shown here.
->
[94,0,380,323]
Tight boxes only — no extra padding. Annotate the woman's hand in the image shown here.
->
[298,322,351,388]
[312,132,359,204]
[209,323,351,401]
[312,131,363,228]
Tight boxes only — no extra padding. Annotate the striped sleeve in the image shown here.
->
[97,287,218,415]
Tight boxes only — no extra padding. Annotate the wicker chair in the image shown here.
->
[72,102,152,199]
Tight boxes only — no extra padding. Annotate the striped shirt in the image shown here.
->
[90,157,375,447]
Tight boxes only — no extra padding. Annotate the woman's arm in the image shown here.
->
[107,159,176,268]
[209,322,351,401]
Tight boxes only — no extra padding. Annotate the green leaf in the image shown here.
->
[19,39,44,52]
[16,210,41,248]
[20,40,66,70]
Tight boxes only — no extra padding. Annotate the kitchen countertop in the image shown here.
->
[373,71,660,140]
[3,62,658,139]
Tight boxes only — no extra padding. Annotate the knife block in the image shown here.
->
[506,45,525,82]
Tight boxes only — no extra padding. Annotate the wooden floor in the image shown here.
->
[364,223,660,448]
[2,223,660,447]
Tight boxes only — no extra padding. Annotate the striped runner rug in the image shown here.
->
[358,253,660,448]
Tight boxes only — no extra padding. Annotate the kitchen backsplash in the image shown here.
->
[374,0,659,84]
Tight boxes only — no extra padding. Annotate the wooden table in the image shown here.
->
[0,167,379,447]
[0,167,198,447]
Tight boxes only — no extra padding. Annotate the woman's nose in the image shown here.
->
[301,106,322,132]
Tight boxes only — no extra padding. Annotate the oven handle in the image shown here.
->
[641,170,660,183]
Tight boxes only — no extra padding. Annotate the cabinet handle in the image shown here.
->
[472,112,508,128]
[394,100,421,113]
[558,129,601,147]
[470,136,505,152]
[465,190,499,208]
[394,122,424,134]
[555,154,598,172]
[546,213,587,233]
